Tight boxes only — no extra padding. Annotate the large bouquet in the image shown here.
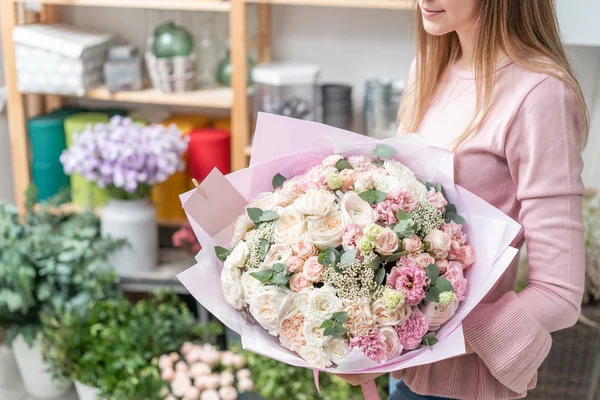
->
[178,114,521,395]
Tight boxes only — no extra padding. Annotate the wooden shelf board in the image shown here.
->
[246,0,415,10]
[12,0,231,12]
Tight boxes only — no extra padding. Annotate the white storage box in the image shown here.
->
[13,24,114,96]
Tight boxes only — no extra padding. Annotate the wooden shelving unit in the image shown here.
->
[12,0,232,11]
[246,0,414,9]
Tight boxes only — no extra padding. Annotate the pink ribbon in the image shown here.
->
[313,369,322,396]
[361,380,381,400]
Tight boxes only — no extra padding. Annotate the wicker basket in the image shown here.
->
[527,304,600,399]
[145,51,196,93]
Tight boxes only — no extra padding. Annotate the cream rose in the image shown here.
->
[240,270,264,300]
[380,326,403,356]
[222,280,245,310]
[298,345,332,368]
[420,301,458,330]
[375,228,399,255]
[263,244,294,267]
[424,229,452,258]
[248,286,291,335]
[402,235,422,254]
[340,169,357,192]
[221,264,242,283]
[279,178,305,205]
[293,288,313,313]
[307,211,345,249]
[322,154,344,168]
[341,192,379,227]
[224,241,249,269]
[303,256,325,282]
[405,178,428,202]
[293,238,318,260]
[294,189,337,218]
[375,174,403,193]
[372,299,410,327]
[289,272,313,292]
[274,209,306,245]
[249,192,281,211]
[303,320,328,346]
[354,171,376,192]
[307,285,343,322]
[231,214,254,247]
[323,337,348,364]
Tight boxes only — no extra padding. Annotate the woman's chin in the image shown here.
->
[422,21,453,37]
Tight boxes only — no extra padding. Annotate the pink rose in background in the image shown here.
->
[443,264,467,301]
[458,244,475,268]
[374,190,417,225]
[200,389,220,400]
[232,354,246,369]
[184,348,201,364]
[349,329,388,363]
[238,378,254,392]
[171,374,193,397]
[220,351,235,366]
[293,239,318,260]
[290,273,313,292]
[182,386,200,400]
[402,235,422,254]
[424,229,451,259]
[387,257,428,306]
[420,301,458,330]
[395,308,430,350]
[175,360,189,373]
[414,253,435,270]
[340,169,357,191]
[205,374,221,390]
[441,221,467,245]
[379,326,403,357]
[180,342,195,355]
[165,395,176,400]
[219,386,238,400]
[236,369,251,380]
[322,154,344,168]
[190,362,211,378]
[194,376,207,390]
[436,259,449,274]
[375,228,399,255]
[159,354,173,370]
[220,371,235,387]
[341,223,363,251]
[172,222,201,256]
[161,367,175,382]
[199,349,220,367]
[304,256,325,281]
[427,188,448,211]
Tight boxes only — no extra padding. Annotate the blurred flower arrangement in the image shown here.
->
[172,221,201,256]
[583,188,600,304]
[60,116,188,200]
[158,343,252,400]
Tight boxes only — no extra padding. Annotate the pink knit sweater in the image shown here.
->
[392,59,586,399]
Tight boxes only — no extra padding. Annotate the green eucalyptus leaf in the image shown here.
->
[436,277,454,293]
[273,263,287,273]
[396,209,410,221]
[372,144,397,159]
[382,251,408,264]
[340,249,357,266]
[421,332,438,346]
[435,184,442,193]
[373,190,387,204]
[445,212,465,225]
[247,208,264,225]
[250,270,274,283]
[369,255,381,270]
[323,327,336,337]
[272,173,287,189]
[320,319,334,329]
[375,268,386,286]
[445,204,457,214]
[332,311,348,324]
[333,324,348,334]
[425,182,433,191]
[318,247,339,268]
[259,210,280,222]
[215,246,233,262]
[259,239,271,261]
[425,286,442,302]
[426,264,440,285]
[335,159,354,171]
[358,190,377,205]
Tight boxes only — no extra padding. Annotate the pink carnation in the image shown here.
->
[441,221,467,245]
[395,308,430,350]
[443,263,467,301]
[374,190,417,225]
[386,257,428,306]
[426,188,448,211]
[341,223,363,251]
[303,165,329,190]
[348,155,376,173]
[457,244,475,268]
[349,329,388,363]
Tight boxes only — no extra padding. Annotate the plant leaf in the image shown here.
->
[272,173,287,189]
[333,324,348,334]
[318,247,339,268]
[340,249,357,266]
[215,246,233,262]
[358,190,377,205]
[373,190,387,204]
[273,263,287,273]
[426,264,440,285]
[445,212,465,225]
[372,144,397,159]
[435,184,442,193]
[323,327,337,337]
[250,270,273,283]
[320,320,334,329]
[445,204,457,214]
[369,255,381,270]
[259,210,279,222]
[247,208,264,225]
[436,277,454,293]
[332,311,348,324]
[383,251,408,264]
[270,273,289,286]
[259,239,271,261]
[421,332,438,347]
[396,209,410,221]
[336,159,354,171]
[375,268,386,286]
[425,182,432,191]
[425,286,442,303]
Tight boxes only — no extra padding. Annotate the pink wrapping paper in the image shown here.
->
[178,113,522,375]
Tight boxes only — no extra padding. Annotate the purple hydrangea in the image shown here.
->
[60,116,189,199]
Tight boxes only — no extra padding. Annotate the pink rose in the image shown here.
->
[205,374,221,390]
[341,223,363,251]
[303,256,325,282]
[402,235,422,254]
[184,349,201,364]
[340,169,357,192]
[218,386,238,400]
[180,342,195,355]
[414,253,435,270]
[161,368,175,382]
[159,354,173,370]
[379,326,403,357]
[232,354,246,369]
[349,329,387,363]
[194,376,207,390]
[436,259,449,274]
[457,245,475,268]
[424,229,451,258]
[375,228,399,255]
[348,155,376,172]
[220,371,235,387]
[220,351,235,366]
[441,221,467,245]
[236,369,252,380]
[238,378,254,392]
[190,362,211,378]
[387,257,428,306]
[395,308,429,350]
[427,188,448,211]
[279,178,306,205]
[175,361,189,373]
[322,154,344,168]
[354,171,376,192]
[290,273,313,292]
[200,390,220,400]
[171,374,192,397]
[293,239,318,260]
[420,301,458,330]
[286,256,305,273]
[199,350,220,367]
[449,239,461,260]
[183,386,200,400]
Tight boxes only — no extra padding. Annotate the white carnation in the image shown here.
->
[383,160,414,181]
[405,177,428,202]
[298,345,332,369]
[374,175,402,193]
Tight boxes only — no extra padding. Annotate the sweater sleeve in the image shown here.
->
[462,76,586,393]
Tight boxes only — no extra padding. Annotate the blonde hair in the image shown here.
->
[398,0,589,151]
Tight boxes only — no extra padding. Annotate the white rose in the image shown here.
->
[249,286,291,335]
[249,192,281,211]
[303,320,328,346]
[383,160,414,181]
[232,215,253,248]
[341,192,379,227]
[374,175,402,193]
[240,270,265,300]
[371,299,410,327]
[221,264,242,283]
[274,209,306,245]
[225,241,249,269]
[293,288,313,313]
[307,285,343,322]
[298,345,332,369]
[322,154,344,168]
[405,178,428,202]
[294,189,337,218]
[323,338,348,364]
[306,211,345,250]
[354,171,376,192]
[222,280,245,310]
[263,244,294,267]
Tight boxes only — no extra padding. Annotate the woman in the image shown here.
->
[339,0,588,399]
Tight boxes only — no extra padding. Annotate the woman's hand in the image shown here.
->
[334,372,386,386]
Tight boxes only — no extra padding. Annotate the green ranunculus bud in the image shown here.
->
[363,224,383,241]
[326,171,343,191]
[438,291,457,306]
[358,236,375,252]
[382,288,404,310]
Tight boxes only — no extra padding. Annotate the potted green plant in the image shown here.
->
[43,291,222,400]
[0,189,124,399]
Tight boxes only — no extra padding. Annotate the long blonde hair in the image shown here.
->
[398,0,589,151]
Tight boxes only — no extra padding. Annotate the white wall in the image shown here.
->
[1,4,600,203]
[0,28,15,204]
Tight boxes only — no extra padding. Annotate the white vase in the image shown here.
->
[75,380,102,400]
[101,198,158,273]
[12,334,72,399]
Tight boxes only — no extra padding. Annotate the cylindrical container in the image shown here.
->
[252,62,320,121]
[64,113,111,208]
[188,128,231,181]
[49,106,88,120]
[322,83,353,130]
[12,334,72,399]
[213,117,231,132]
[151,119,194,222]
[28,114,68,164]
[74,381,102,400]
[101,198,158,273]
[32,162,69,201]
[364,79,405,139]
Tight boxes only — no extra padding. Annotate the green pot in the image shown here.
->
[28,114,68,164]
[32,162,70,201]
[152,21,194,58]
[216,50,255,87]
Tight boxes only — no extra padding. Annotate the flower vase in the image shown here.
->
[75,380,102,400]
[12,334,72,398]
[100,198,158,273]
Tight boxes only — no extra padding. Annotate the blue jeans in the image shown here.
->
[388,379,451,400]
